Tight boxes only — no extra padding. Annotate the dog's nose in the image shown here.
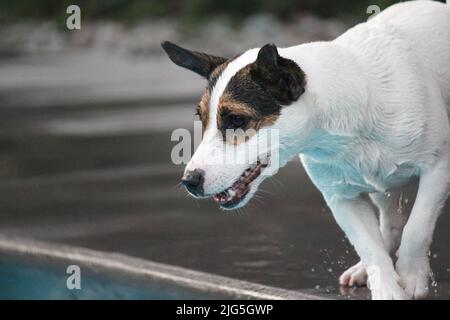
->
[181,169,204,196]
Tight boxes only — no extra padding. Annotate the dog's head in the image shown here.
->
[162,41,311,210]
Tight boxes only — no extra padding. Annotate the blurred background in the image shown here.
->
[0,0,448,299]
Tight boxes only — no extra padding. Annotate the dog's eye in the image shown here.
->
[226,115,248,129]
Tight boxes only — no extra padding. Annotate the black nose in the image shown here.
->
[181,169,204,196]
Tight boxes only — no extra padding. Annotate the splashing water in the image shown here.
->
[397,192,404,214]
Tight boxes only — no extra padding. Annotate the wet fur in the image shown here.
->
[163,1,450,300]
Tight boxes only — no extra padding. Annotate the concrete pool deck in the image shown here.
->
[0,235,323,300]
[0,51,448,300]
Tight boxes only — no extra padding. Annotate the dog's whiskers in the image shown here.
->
[270,176,286,192]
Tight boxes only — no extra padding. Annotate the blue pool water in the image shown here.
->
[0,256,230,300]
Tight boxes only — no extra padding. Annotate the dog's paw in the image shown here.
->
[339,261,367,287]
[396,256,431,299]
[367,266,411,300]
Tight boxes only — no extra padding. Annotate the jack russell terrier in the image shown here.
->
[162,0,450,300]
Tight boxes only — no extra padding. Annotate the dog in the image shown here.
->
[162,0,450,300]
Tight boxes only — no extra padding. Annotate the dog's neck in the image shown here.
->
[277,42,372,160]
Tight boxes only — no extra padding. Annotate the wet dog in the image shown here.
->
[162,1,450,299]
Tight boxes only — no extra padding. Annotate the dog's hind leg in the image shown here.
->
[371,192,409,254]
[396,146,450,299]
[339,191,408,287]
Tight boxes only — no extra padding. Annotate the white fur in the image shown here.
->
[186,49,260,197]
[209,49,260,127]
[186,0,450,299]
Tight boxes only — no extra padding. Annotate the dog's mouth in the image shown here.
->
[213,160,268,209]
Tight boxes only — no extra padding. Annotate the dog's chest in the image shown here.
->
[300,152,418,200]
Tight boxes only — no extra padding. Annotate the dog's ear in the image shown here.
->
[251,43,306,105]
[161,41,227,79]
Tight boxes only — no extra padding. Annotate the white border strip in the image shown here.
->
[0,235,325,300]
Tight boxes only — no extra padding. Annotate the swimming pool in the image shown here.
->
[0,236,319,300]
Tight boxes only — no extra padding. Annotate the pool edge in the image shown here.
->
[0,235,328,300]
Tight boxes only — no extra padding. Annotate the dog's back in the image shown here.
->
[369,1,450,108]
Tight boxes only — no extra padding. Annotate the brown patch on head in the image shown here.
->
[197,91,210,132]
[209,62,229,82]
[212,44,306,145]
[196,59,234,132]
[195,44,306,144]
[217,92,279,145]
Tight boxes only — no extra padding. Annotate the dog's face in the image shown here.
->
[162,42,308,210]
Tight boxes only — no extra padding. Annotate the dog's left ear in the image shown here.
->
[161,41,227,79]
[251,43,306,105]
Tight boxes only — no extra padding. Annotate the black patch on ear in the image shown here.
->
[161,41,227,79]
[250,43,306,105]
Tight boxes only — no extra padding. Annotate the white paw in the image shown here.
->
[339,261,368,287]
[367,266,411,300]
[396,256,431,299]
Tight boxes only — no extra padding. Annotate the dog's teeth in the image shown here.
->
[259,154,269,166]
[228,190,236,197]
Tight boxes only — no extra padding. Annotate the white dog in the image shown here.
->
[162,0,450,300]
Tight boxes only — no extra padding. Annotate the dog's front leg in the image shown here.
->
[326,196,409,300]
[396,149,450,299]
[339,191,408,287]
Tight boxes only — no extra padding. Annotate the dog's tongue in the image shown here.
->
[213,181,249,205]
[213,162,264,206]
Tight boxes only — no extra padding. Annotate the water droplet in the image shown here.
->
[327,268,333,273]
[311,268,315,272]
[315,285,321,290]
[397,192,404,214]
[432,253,438,259]
[385,192,391,197]
[429,271,438,289]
